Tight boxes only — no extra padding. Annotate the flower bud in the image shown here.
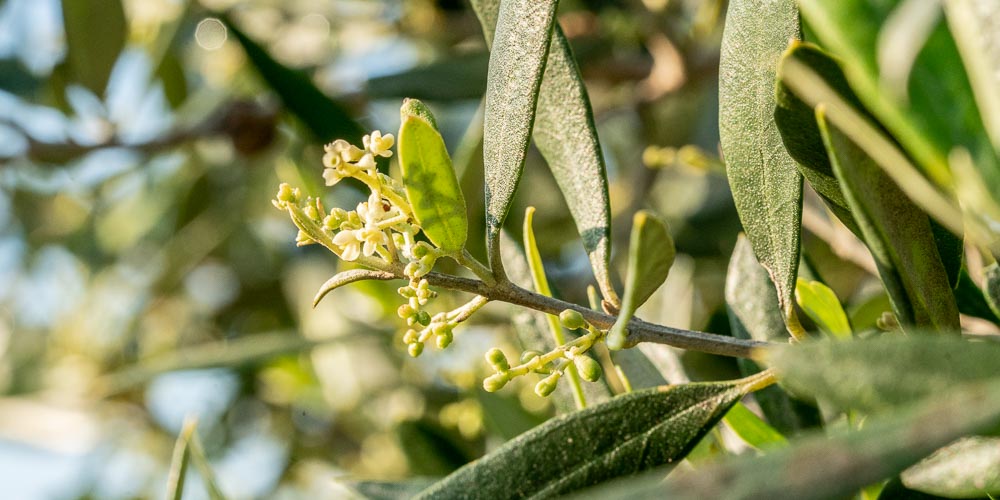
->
[397,286,416,298]
[575,356,602,382]
[397,304,414,319]
[408,342,424,357]
[435,329,453,349]
[519,350,542,365]
[403,329,419,343]
[483,373,508,392]
[534,372,562,397]
[415,310,431,326]
[559,309,586,330]
[276,183,297,203]
[485,348,509,372]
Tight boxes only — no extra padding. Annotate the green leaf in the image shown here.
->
[723,402,787,450]
[166,418,194,500]
[726,235,822,434]
[225,19,364,144]
[985,263,1000,319]
[416,377,763,499]
[944,0,1000,153]
[607,211,675,350]
[61,0,126,95]
[313,269,395,307]
[366,51,488,101]
[719,0,804,330]
[582,378,1000,500]
[797,0,1000,194]
[955,267,1000,324]
[762,336,1000,413]
[345,478,439,500]
[480,0,559,274]
[398,99,468,253]
[795,278,851,339]
[817,108,960,331]
[473,0,618,304]
[901,436,1000,498]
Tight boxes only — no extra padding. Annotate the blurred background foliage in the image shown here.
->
[0,0,895,497]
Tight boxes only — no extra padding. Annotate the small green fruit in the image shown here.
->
[534,372,561,397]
[559,309,586,330]
[485,348,510,371]
[575,356,602,382]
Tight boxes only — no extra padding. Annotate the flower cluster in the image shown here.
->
[274,130,485,358]
[483,309,605,397]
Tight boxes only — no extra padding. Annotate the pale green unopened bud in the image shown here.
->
[559,309,586,330]
[276,183,297,203]
[403,329,419,343]
[435,329,453,349]
[520,350,542,365]
[534,372,562,397]
[485,348,509,372]
[408,342,424,357]
[398,286,416,298]
[483,373,509,392]
[575,356,602,382]
[397,304,414,319]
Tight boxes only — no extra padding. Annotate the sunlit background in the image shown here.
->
[0,0,884,498]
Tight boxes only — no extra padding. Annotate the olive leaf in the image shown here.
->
[761,335,1000,413]
[944,0,1000,152]
[580,378,1000,500]
[817,108,960,331]
[471,0,617,304]
[61,0,126,95]
[901,436,1000,498]
[797,0,1000,194]
[723,402,787,451]
[416,375,765,499]
[607,211,675,350]
[481,0,560,275]
[985,263,1000,319]
[719,0,804,331]
[726,235,822,434]
[313,269,395,307]
[794,278,851,339]
[398,99,468,253]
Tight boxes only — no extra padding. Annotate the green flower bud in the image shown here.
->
[485,348,510,372]
[412,242,430,258]
[408,342,424,357]
[559,309,586,330]
[415,310,431,326]
[303,204,319,221]
[403,329,419,343]
[397,304,414,319]
[276,183,297,203]
[519,350,542,365]
[397,286,416,298]
[534,372,561,397]
[483,373,509,392]
[575,356,602,382]
[435,329,453,349]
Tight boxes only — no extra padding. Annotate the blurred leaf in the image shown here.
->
[818,108,960,331]
[762,336,1000,413]
[955,268,1000,324]
[797,0,1000,193]
[366,51,488,100]
[726,235,822,434]
[607,211,675,350]
[187,425,227,500]
[901,436,1000,498]
[225,18,364,144]
[719,0,803,330]
[795,278,851,339]
[944,0,1000,153]
[166,418,195,500]
[417,377,764,499]
[583,378,1000,500]
[346,478,439,500]
[398,419,475,476]
[480,0,559,274]
[472,0,617,303]
[985,263,1000,319]
[774,42,861,234]
[0,59,41,96]
[723,402,787,450]
[476,391,546,441]
[156,52,188,109]
[61,0,126,94]
[398,99,468,253]
[878,477,960,500]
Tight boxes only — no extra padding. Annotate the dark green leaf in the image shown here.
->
[878,477,960,500]
[798,0,1000,194]
[901,436,1000,498]
[398,99,468,253]
[417,377,760,499]
[723,402,787,450]
[346,478,439,500]
[985,263,1000,319]
[607,211,674,350]
[225,19,364,144]
[61,0,126,94]
[313,269,395,307]
[480,0,559,274]
[817,109,960,331]
[955,267,999,324]
[944,0,1000,152]
[726,235,821,434]
[719,0,803,328]
[582,379,1000,500]
[366,51,488,101]
[763,335,1000,412]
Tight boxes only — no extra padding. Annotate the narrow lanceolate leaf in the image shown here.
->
[719,0,803,331]
[398,99,468,253]
[945,0,1000,152]
[774,42,863,235]
[582,379,1000,500]
[607,211,675,350]
[416,376,764,499]
[726,236,821,434]
[225,19,364,144]
[901,436,1000,498]
[817,109,960,331]
[166,418,196,500]
[61,0,126,94]
[797,0,1000,195]
[761,336,1000,413]
[471,0,617,304]
[313,269,395,307]
[985,263,1000,319]
[723,402,787,450]
[481,0,560,274]
[795,278,851,339]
